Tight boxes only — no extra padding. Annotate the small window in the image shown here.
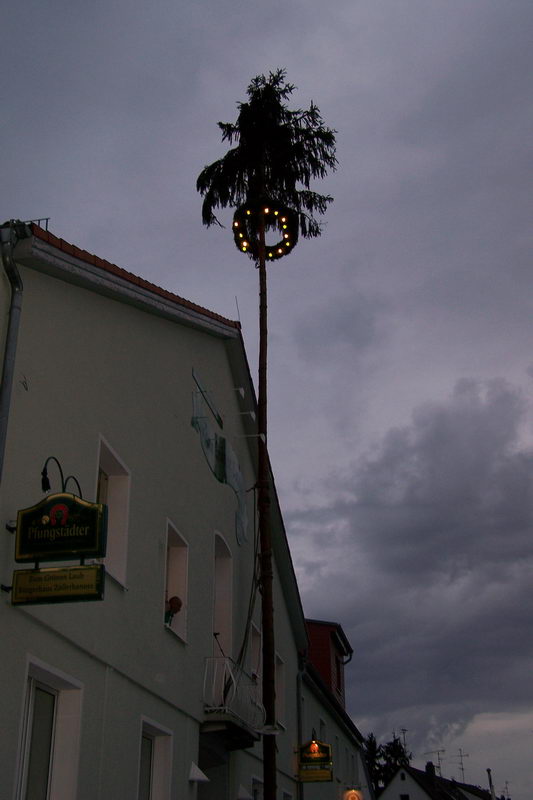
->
[97,439,130,585]
[137,718,172,800]
[165,522,188,639]
[401,772,406,781]
[400,794,410,800]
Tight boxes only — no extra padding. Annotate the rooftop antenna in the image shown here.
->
[423,750,445,776]
[23,217,50,231]
[450,748,469,782]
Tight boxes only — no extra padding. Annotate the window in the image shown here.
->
[275,653,285,725]
[335,654,344,699]
[97,438,130,585]
[22,681,57,799]
[137,718,172,800]
[213,533,232,658]
[164,522,188,639]
[16,660,82,800]
[400,794,410,800]
[138,735,153,800]
[400,772,406,781]
[345,746,350,781]
[252,778,263,800]
[250,624,261,681]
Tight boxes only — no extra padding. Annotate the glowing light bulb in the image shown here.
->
[274,210,279,216]
[233,221,239,227]
[281,217,286,222]
[239,233,244,238]
[268,252,273,257]
[282,224,287,229]
[242,241,248,247]
[264,207,269,213]
[285,241,290,246]
[278,248,283,254]
[246,210,251,215]
[284,233,289,238]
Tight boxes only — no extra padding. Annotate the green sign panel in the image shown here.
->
[12,564,105,605]
[15,493,107,562]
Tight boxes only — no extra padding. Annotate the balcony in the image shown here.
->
[201,657,265,751]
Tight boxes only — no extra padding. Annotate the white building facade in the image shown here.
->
[0,221,371,800]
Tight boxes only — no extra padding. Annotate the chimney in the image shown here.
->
[425,762,436,781]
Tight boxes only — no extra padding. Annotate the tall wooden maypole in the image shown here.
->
[197,69,336,800]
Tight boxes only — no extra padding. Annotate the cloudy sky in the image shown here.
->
[2,1,532,796]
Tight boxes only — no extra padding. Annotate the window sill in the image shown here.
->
[105,570,128,591]
[164,624,187,644]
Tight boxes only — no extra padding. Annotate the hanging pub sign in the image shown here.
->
[298,739,333,782]
[15,493,107,563]
[11,564,105,606]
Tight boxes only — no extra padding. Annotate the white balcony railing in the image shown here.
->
[203,657,266,733]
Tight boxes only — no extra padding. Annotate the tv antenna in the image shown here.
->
[450,748,469,782]
[423,750,445,776]
[500,780,511,799]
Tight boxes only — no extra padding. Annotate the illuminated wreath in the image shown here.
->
[233,199,299,262]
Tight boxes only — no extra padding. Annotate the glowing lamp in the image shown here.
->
[343,791,363,800]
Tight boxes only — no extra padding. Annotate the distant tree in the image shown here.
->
[363,732,382,795]
[363,733,412,794]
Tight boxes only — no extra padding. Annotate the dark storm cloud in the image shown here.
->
[288,378,533,739]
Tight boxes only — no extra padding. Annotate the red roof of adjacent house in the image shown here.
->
[31,224,241,331]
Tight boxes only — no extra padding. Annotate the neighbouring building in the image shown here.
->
[0,220,372,800]
[379,763,494,800]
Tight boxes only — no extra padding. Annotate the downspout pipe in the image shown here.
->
[0,220,31,486]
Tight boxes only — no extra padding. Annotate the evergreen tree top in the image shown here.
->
[196,69,337,240]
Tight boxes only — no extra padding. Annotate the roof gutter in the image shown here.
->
[0,220,31,485]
